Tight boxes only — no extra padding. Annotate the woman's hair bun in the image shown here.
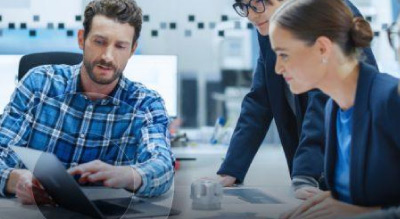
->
[350,17,373,48]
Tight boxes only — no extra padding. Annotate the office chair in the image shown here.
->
[18,52,83,81]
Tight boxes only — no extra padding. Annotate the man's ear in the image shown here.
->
[130,42,138,57]
[78,29,85,50]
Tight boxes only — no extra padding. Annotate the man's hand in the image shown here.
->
[7,169,53,205]
[218,175,237,187]
[67,160,142,192]
[294,186,322,200]
[280,191,380,219]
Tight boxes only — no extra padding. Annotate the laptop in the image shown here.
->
[10,146,179,219]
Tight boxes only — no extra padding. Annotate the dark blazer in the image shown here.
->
[325,63,400,207]
[217,0,378,184]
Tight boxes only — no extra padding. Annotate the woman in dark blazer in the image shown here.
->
[218,0,378,201]
[267,0,400,218]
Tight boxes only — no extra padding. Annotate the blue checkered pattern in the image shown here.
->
[0,63,174,197]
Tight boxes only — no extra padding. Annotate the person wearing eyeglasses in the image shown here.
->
[267,0,400,218]
[216,0,378,200]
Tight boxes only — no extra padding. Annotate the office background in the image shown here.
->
[0,0,399,145]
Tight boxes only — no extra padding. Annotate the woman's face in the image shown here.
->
[269,22,328,94]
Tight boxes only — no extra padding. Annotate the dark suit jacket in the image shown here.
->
[325,63,400,207]
[217,0,378,184]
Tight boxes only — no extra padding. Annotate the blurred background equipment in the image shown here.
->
[0,0,399,145]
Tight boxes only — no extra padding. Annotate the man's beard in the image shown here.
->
[83,58,122,85]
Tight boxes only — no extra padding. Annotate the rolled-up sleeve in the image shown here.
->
[132,96,174,197]
[0,69,39,197]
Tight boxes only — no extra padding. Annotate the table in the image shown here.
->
[0,145,302,218]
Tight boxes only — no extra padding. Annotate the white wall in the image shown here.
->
[0,0,251,76]
[0,0,254,126]
[0,0,82,29]
[136,0,251,77]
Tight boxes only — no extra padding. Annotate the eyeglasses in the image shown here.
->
[387,22,400,51]
[233,0,266,17]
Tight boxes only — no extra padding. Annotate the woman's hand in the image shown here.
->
[295,186,322,200]
[280,191,379,219]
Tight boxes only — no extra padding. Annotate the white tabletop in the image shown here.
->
[0,145,302,218]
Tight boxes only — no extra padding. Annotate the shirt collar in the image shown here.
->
[66,62,127,106]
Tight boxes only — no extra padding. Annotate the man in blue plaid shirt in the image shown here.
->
[0,0,174,204]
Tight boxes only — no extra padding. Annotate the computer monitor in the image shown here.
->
[123,55,178,117]
[0,55,178,117]
[0,55,21,113]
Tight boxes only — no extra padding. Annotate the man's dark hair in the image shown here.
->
[83,0,143,45]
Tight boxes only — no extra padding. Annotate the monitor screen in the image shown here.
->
[0,55,21,113]
[123,55,178,117]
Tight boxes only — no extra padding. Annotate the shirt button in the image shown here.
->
[87,105,93,110]
[80,133,85,138]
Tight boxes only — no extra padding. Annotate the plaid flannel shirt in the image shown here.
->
[0,63,174,197]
